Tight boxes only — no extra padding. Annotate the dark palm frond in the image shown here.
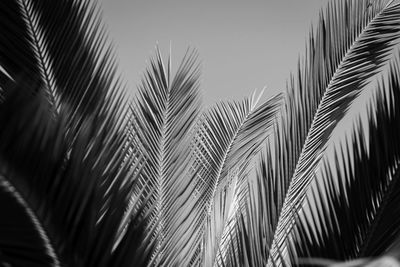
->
[0,85,151,266]
[287,59,400,265]
[0,0,131,163]
[0,0,43,96]
[128,47,202,265]
[0,0,153,266]
[0,0,122,122]
[259,0,400,263]
[0,173,57,267]
[189,93,281,266]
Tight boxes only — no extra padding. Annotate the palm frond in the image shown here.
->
[0,174,59,267]
[0,0,122,121]
[0,0,153,266]
[0,0,43,95]
[287,59,400,265]
[190,92,281,266]
[265,1,400,263]
[128,47,202,265]
[232,143,284,267]
[0,86,151,266]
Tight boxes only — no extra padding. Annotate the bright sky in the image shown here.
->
[99,0,331,105]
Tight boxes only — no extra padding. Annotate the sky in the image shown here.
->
[99,0,331,105]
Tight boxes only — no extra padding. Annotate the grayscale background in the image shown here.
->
[99,0,331,105]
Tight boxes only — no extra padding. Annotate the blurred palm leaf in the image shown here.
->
[0,0,153,266]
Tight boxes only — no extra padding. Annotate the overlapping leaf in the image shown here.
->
[259,1,400,264]
[128,48,202,265]
[288,59,400,265]
[0,0,153,266]
[190,93,281,266]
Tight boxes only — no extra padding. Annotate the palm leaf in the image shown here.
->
[0,0,43,95]
[234,142,285,267]
[0,0,121,120]
[128,47,202,265]
[287,59,400,265]
[190,92,281,266]
[0,85,151,266]
[259,0,400,264]
[0,0,153,266]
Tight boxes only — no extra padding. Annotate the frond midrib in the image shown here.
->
[151,53,176,262]
[290,1,390,181]
[205,106,254,266]
[155,83,170,253]
[206,104,255,216]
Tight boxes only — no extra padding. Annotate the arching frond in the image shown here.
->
[232,143,285,267]
[263,1,400,264]
[288,58,400,265]
[190,93,281,266]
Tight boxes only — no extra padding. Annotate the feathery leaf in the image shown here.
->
[267,1,400,264]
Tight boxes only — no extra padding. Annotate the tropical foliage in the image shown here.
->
[1,0,400,266]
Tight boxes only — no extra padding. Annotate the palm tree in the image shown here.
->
[1,0,400,267]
